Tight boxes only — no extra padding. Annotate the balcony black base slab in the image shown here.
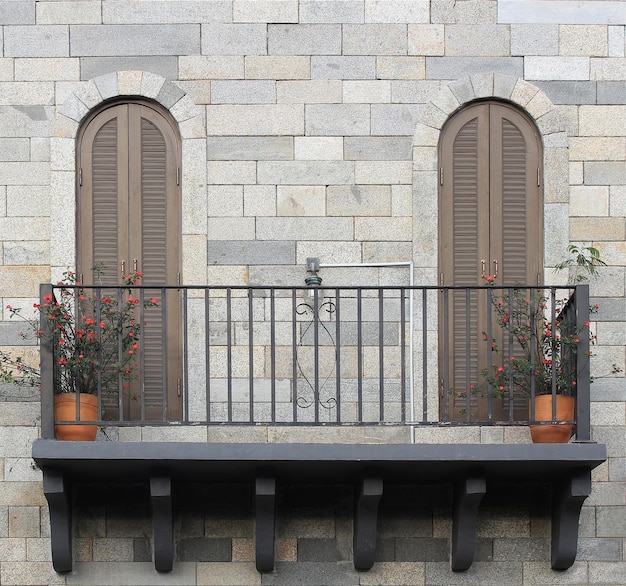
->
[32,440,606,574]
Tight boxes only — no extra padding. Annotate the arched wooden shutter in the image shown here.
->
[439,101,543,421]
[77,101,182,421]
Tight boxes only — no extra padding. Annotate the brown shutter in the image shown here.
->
[439,101,543,422]
[77,101,182,421]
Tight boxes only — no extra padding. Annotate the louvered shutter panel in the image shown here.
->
[91,118,120,284]
[450,117,481,417]
[139,115,169,419]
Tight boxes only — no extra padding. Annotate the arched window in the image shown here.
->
[77,100,182,421]
[438,100,543,421]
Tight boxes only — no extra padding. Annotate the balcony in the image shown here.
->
[31,282,606,574]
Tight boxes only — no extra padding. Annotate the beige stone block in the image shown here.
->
[197,562,261,586]
[245,56,310,80]
[15,58,80,82]
[206,265,249,287]
[0,162,49,186]
[0,58,14,81]
[276,537,297,562]
[0,266,50,297]
[610,185,626,216]
[591,402,625,426]
[276,80,342,103]
[591,57,626,80]
[525,90,555,119]
[0,82,54,106]
[570,217,626,241]
[208,185,244,217]
[208,161,256,186]
[354,160,412,184]
[327,185,391,217]
[377,56,426,80]
[510,79,540,107]
[408,24,444,56]
[0,562,58,586]
[294,137,343,160]
[277,185,326,216]
[559,25,608,56]
[570,137,626,161]
[296,241,361,265]
[570,185,610,216]
[180,56,244,80]
[544,147,569,203]
[206,104,304,136]
[244,185,276,217]
[579,106,626,136]
[0,482,46,506]
[26,538,52,562]
[343,80,391,103]
[207,217,256,241]
[0,538,27,561]
[113,71,141,96]
[570,162,584,185]
[446,25,510,57]
[355,217,412,242]
[9,507,40,538]
[182,234,207,287]
[360,562,426,586]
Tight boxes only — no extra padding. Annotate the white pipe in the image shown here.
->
[317,261,416,440]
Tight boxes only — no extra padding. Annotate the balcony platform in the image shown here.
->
[32,439,606,575]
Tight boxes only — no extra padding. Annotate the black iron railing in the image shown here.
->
[39,284,591,440]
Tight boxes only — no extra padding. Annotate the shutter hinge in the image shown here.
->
[439,273,444,287]
[537,168,541,187]
[177,378,182,397]
[176,167,180,186]
[439,167,444,186]
[177,273,181,286]
[79,168,82,186]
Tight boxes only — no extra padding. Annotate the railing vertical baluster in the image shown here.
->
[139,288,146,422]
[575,285,591,442]
[400,288,407,424]
[465,288,471,422]
[40,284,55,439]
[550,288,557,421]
[357,289,363,423]
[205,289,211,423]
[486,288,493,421]
[182,288,189,423]
[313,288,320,424]
[248,289,254,423]
[226,288,232,423]
[292,289,298,423]
[442,288,450,423]
[529,288,537,421]
[421,288,427,423]
[160,287,168,422]
[507,287,515,422]
[335,288,341,423]
[270,289,276,424]
[378,290,384,422]
[117,288,124,420]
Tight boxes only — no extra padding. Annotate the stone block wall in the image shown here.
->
[0,1,624,584]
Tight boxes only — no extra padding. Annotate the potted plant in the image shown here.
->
[482,245,605,443]
[1,266,158,440]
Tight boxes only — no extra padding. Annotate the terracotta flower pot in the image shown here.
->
[530,395,575,443]
[54,393,98,441]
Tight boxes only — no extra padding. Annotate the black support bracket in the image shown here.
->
[354,475,383,570]
[551,469,591,570]
[42,467,73,573]
[150,470,174,572]
[32,441,606,575]
[451,474,486,571]
[255,473,276,573]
